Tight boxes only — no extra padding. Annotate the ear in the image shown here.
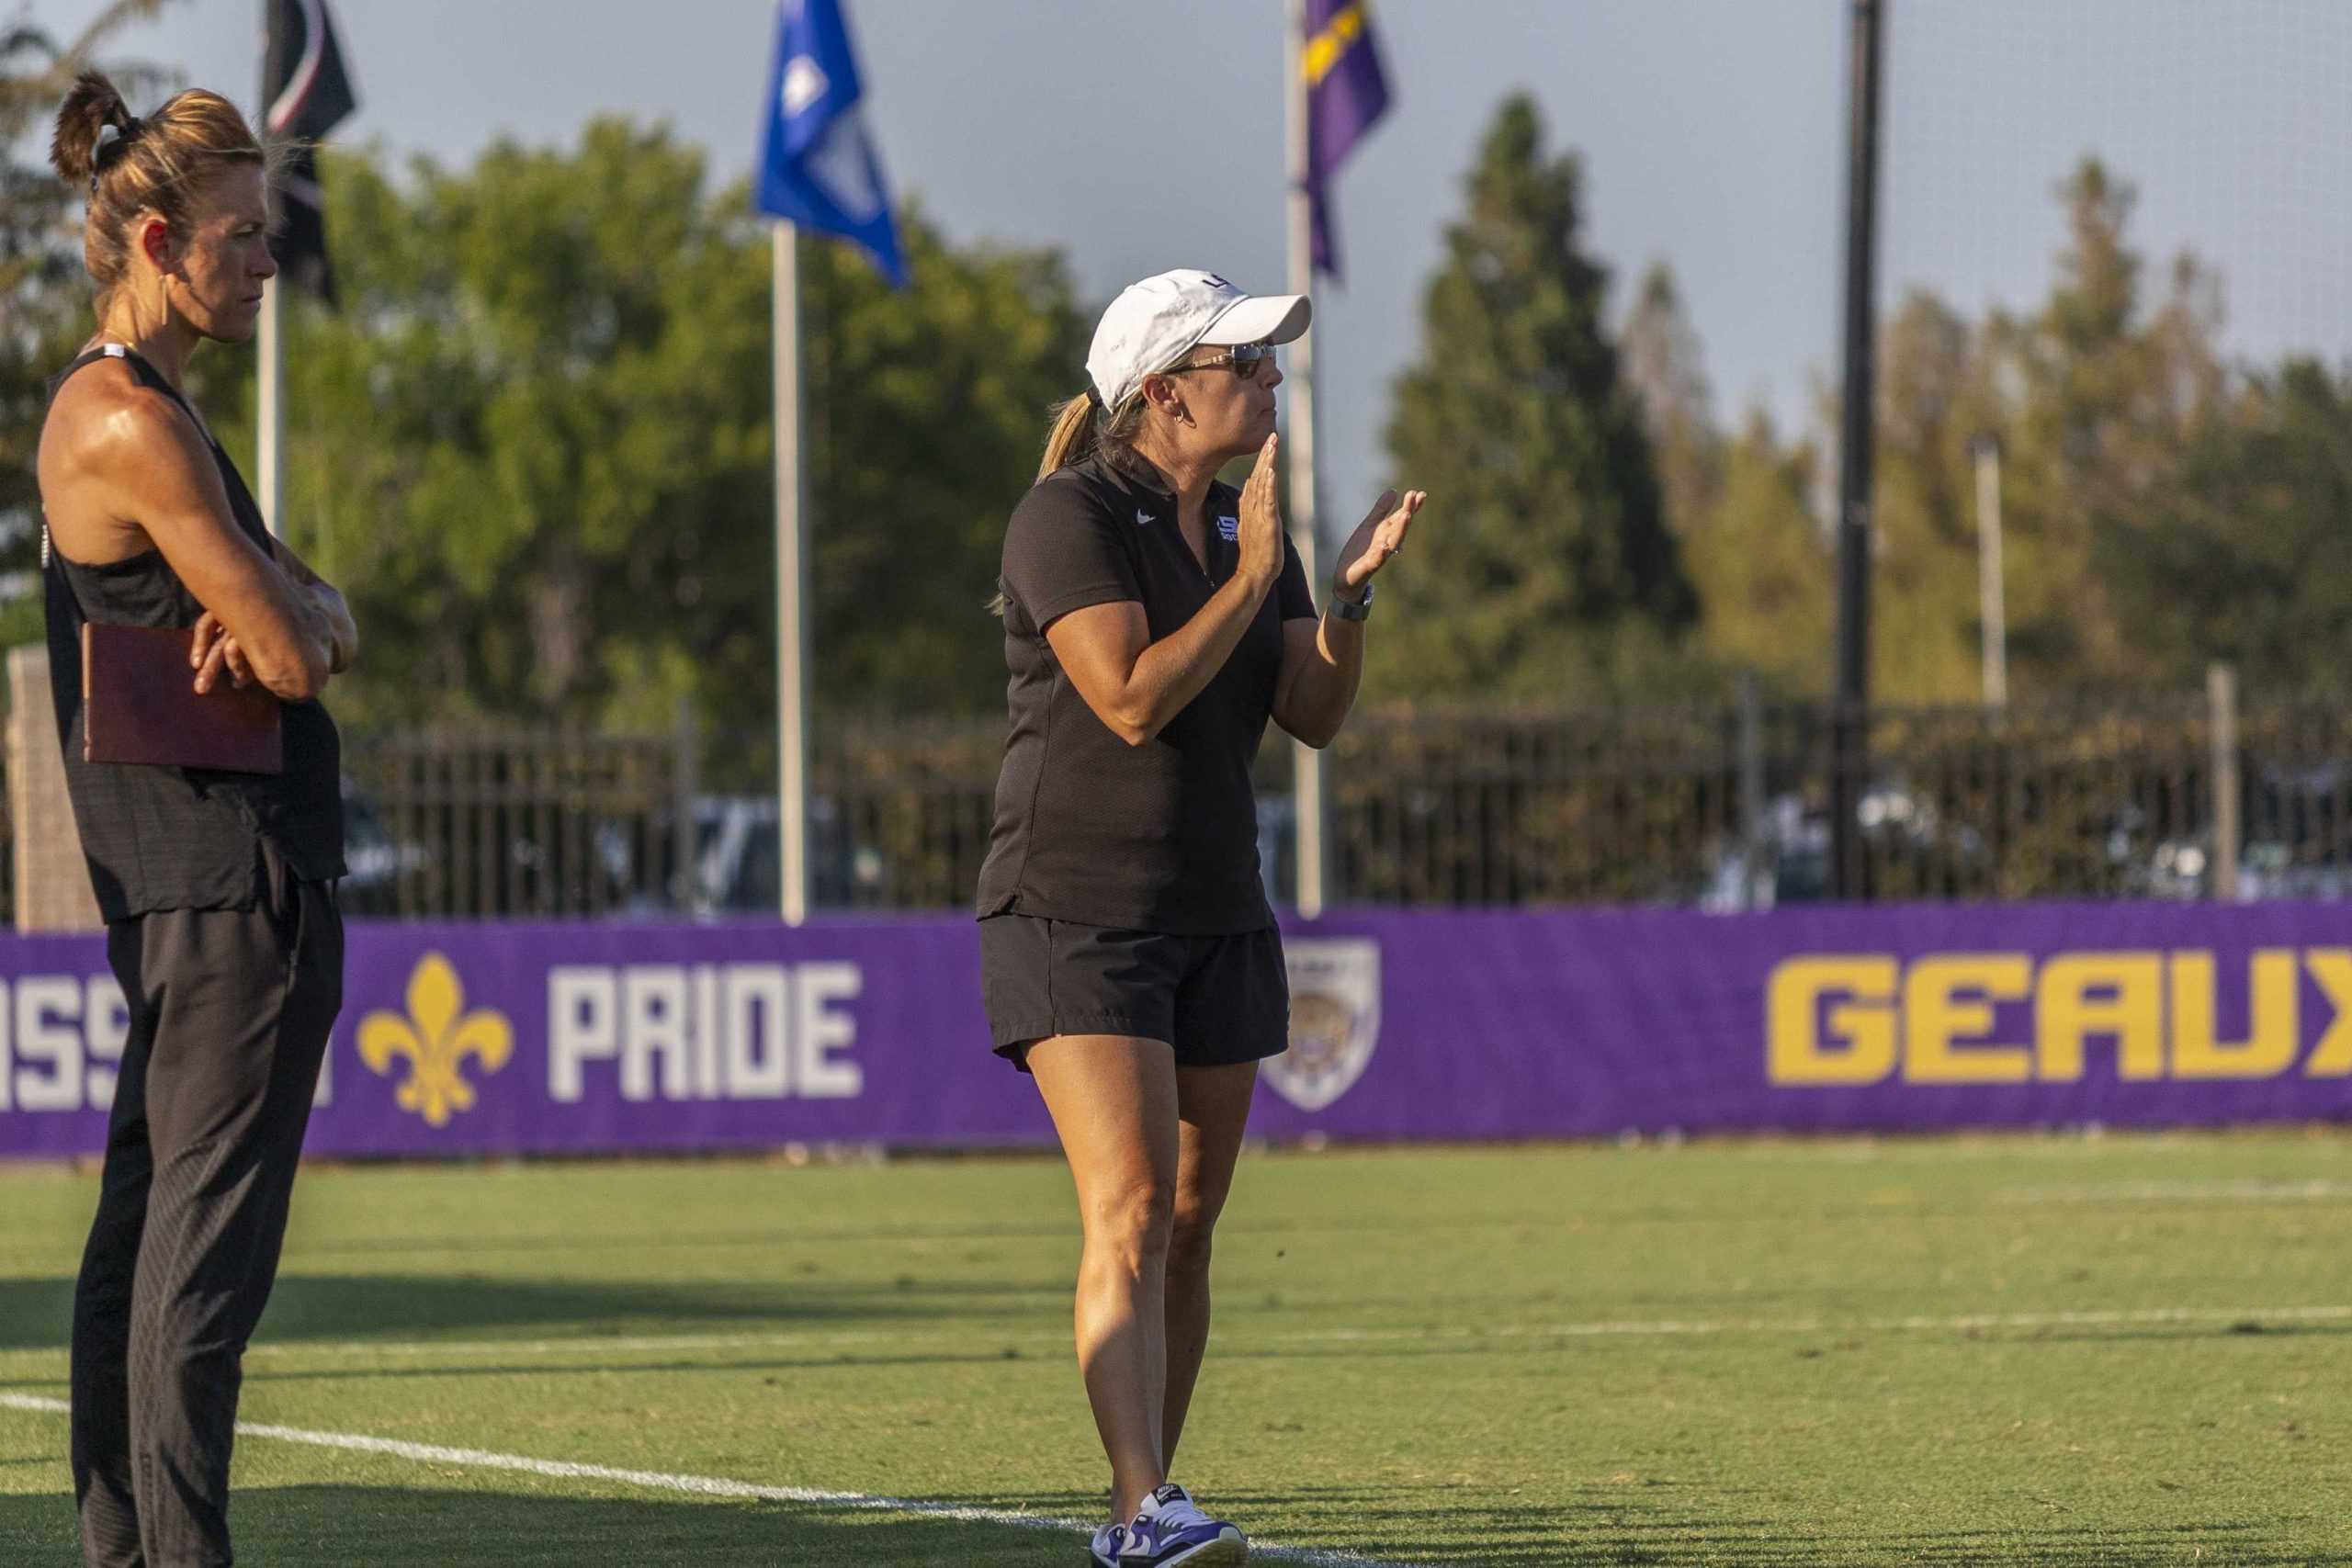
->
[137,216,175,274]
[1139,371,1187,423]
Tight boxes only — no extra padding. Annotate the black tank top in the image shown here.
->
[42,344,345,919]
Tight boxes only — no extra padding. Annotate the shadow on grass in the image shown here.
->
[0,1483,1093,1568]
[61,1325,2343,1394]
[0,1476,2342,1568]
[286,1219,1077,1259]
[0,1269,1060,1354]
[922,1484,2352,1568]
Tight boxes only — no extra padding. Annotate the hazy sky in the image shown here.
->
[24,0,2352,528]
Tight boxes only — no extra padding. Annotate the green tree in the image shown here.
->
[2097,359,2352,693]
[1621,260,1834,698]
[1372,96,1697,705]
[1815,158,2228,703]
[1865,288,1991,702]
[187,121,1083,737]
[2001,159,2224,691]
[1683,412,1831,694]
[1619,261,1721,541]
[797,210,1087,726]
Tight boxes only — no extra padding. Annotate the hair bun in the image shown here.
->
[50,72,137,186]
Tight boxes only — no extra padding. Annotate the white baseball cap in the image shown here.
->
[1086,269,1311,413]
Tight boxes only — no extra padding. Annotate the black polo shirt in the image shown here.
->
[976,451,1318,934]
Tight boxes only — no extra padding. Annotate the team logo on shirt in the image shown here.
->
[1267,939,1381,1111]
[1216,513,1239,542]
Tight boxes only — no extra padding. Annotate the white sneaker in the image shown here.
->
[1117,1483,1248,1565]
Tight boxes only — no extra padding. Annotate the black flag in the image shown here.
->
[262,0,356,301]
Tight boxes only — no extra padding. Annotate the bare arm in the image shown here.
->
[268,536,358,674]
[189,536,357,694]
[48,383,333,700]
[1044,434,1288,748]
[1046,575,1275,747]
[1272,488,1425,749]
[1272,611,1365,750]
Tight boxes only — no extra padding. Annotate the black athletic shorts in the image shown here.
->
[978,913,1291,1072]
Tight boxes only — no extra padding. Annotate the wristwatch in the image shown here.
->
[1331,583,1374,622]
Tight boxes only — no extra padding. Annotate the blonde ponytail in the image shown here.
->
[992,387,1156,616]
[1036,391,1098,479]
[1036,386,1150,481]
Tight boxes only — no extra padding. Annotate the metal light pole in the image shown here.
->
[1973,434,2007,708]
[774,223,809,926]
[1284,0,1330,919]
[255,283,285,538]
[1830,0,1886,900]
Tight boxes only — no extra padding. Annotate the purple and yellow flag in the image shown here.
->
[1304,0,1393,280]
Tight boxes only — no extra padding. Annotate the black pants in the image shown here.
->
[69,851,344,1568]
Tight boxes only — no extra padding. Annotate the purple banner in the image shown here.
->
[1,902,2348,1159]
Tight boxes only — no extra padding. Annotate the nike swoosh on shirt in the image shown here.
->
[1136,509,1154,525]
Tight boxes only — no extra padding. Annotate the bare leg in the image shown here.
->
[1162,1061,1258,1472]
[1027,1034,1181,1524]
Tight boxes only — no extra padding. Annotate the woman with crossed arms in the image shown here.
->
[40,73,353,1568]
[977,269,1426,1566]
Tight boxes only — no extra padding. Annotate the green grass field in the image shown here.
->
[2,1133,2348,1566]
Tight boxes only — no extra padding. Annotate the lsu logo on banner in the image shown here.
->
[1769,948,2352,1085]
[359,953,514,1127]
[1267,939,1381,1111]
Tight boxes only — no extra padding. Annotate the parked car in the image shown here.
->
[1697,784,1990,911]
[617,795,883,917]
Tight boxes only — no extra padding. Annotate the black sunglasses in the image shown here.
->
[1170,342,1278,379]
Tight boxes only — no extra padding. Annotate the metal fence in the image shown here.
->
[339,725,696,919]
[781,677,2352,912]
[15,675,2346,922]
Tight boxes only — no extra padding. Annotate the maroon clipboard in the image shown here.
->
[81,623,284,774]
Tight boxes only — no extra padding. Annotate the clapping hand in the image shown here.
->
[1237,434,1285,589]
[1332,488,1427,603]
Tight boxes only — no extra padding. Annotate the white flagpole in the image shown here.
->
[774,220,810,925]
[256,281,285,537]
[1284,0,1329,919]
[257,1,284,540]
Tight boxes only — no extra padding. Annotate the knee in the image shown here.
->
[1084,1179,1176,1265]
[1167,1199,1222,1278]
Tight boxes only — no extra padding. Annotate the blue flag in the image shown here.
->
[756,0,907,288]
[1304,0,1393,280]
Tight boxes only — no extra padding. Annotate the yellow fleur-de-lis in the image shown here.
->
[357,953,514,1128]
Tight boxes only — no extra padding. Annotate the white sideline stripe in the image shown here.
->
[1312,1303,2352,1339]
[1999,1179,2352,1203]
[5,1303,2346,1369]
[0,1393,1395,1568]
